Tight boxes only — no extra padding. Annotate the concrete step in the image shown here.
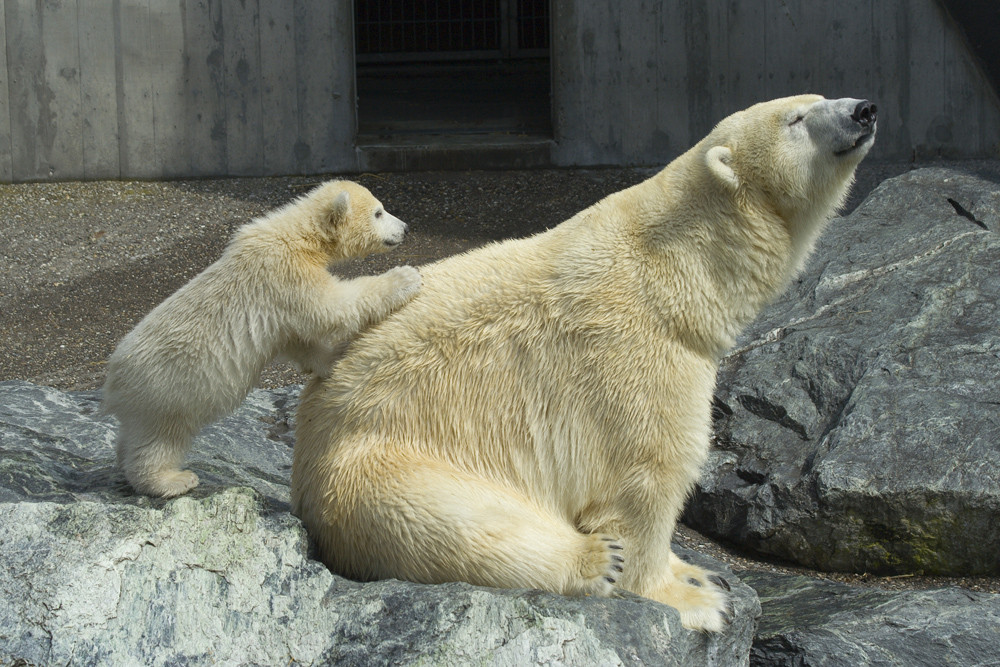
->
[356,134,554,171]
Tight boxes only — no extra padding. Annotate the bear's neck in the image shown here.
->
[625,166,814,359]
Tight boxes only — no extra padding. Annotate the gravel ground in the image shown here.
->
[3,160,999,593]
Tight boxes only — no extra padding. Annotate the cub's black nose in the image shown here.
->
[851,100,877,127]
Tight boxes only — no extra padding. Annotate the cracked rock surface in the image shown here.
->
[745,572,1000,667]
[686,168,1000,576]
[0,381,759,667]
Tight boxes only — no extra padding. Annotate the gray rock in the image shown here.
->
[685,168,1000,575]
[744,572,1000,667]
[0,381,759,666]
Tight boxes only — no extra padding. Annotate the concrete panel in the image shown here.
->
[551,0,619,165]
[181,0,227,176]
[259,0,298,175]
[116,0,157,178]
[79,2,120,178]
[292,0,356,174]
[619,0,660,160]
[40,0,84,180]
[5,0,47,179]
[936,0,1000,158]
[149,1,188,177]
[222,0,262,176]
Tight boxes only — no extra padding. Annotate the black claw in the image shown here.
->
[611,554,624,563]
[612,564,623,573]
[709,575,731,592]
[687,577,703,587]
[604,576,616,584]
[719,600,736,625]
[608,544,623,550]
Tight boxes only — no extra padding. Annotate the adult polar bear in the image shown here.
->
[292,95,877,631]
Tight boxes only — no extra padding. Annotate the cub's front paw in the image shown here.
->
[383,265,422,306]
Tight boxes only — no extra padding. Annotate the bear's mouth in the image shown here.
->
[835,128,875,156]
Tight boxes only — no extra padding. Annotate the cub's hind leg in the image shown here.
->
[302,453,624,597]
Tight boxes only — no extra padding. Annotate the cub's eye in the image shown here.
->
[375,210,383,218]
[789,115,804,126]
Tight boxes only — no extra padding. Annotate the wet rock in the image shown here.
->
[686,168,1000,575]
[0,381,758,666]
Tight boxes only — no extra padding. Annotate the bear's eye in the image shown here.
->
[789,115,804,126]
[375,210,383,219]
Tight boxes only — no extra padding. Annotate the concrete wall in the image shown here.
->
[0,0,355,182]
[1,0,999,182]
[550,0,1000,165]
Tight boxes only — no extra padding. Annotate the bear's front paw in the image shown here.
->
[383,265,422,306]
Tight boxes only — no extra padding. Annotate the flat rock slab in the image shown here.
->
[0,381,758,666]
[745,572,1000,666]
[686,168,1000,575]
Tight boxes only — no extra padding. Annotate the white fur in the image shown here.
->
[103,180,421,498]
[291,96,875,631]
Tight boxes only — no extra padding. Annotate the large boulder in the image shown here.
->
[0,381,758,666]
[745,572,1000,666]
[685,168,1000,575]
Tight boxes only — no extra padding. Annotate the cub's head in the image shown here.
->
[704,94,877,223]
[308,180,409,259]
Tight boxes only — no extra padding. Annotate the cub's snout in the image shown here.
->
[377,211,409,247]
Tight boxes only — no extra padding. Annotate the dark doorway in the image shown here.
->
[354,0,551,144]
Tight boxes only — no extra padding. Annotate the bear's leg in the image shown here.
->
[116,415,200,497]
[580,491,732,632]
[326,454,624,596]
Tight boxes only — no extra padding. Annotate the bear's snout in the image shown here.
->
[851,100,877,128]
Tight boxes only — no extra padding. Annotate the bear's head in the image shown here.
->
[310,180,409,259]
[704,94,877,225]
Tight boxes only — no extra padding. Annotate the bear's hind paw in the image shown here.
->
[655,558,732,633]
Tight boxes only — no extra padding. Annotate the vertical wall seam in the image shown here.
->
[75,0,85,177]
[2,0,12,180]
[148,0,157,173]
[219,0,228,175]
[112,0,126,178]
[255,0,264,172]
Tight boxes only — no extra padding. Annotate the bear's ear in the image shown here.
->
[706,146,739,190]
[328,191,350,226]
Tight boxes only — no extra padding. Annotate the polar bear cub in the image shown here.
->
[104,180,421,498]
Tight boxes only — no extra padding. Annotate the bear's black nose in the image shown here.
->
[851,100,877,127]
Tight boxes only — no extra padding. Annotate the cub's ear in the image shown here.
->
[328,191,350,225]
[706,146,739,190]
